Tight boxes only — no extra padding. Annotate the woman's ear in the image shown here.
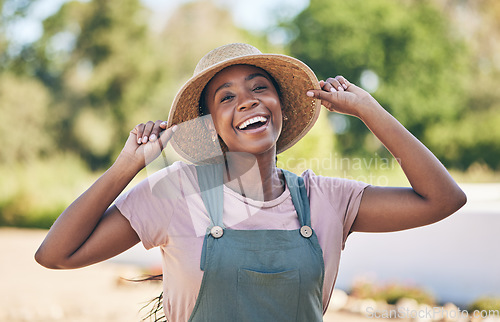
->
[200,114,219,143]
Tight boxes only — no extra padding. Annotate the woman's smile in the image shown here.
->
[235,114,270,132]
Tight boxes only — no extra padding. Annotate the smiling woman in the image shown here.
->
[35,43,466,322]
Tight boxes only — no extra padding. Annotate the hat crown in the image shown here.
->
[193,43,262,76]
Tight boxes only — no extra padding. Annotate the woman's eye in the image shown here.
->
[220,94,234,103]
[253,86,267,92]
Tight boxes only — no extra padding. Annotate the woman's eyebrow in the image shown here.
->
[213,73,268,97]
[214,83,231,97]
[246,73,267,81]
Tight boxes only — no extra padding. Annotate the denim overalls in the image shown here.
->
[189,164,325,321]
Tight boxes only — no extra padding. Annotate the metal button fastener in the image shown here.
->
[300,225,313,238]
[210,226,224,238]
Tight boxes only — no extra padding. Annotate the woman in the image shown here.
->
[35,43,466,321]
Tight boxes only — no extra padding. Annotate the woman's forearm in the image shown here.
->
[35,156,140,266]
[358,100,466,212]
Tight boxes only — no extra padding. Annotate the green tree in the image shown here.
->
[0,73,53,164]
[408,0,500,170]
[285,0,471,162]
[19,0,166,169]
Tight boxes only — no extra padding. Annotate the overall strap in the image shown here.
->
[196,163,225,271]
[281,169,311,227]
[195,163,225,229]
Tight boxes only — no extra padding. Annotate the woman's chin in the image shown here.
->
[226,141,277,158]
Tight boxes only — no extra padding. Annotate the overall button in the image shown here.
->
[300,225,312,238]
[210,226,224,238]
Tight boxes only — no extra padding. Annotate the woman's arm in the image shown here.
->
[35,121,175,269]
[307,77,466,233]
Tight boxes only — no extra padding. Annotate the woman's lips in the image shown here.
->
[236,117,270,134]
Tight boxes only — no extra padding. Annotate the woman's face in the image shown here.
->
[204,65,282,156]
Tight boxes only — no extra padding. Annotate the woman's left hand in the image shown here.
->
[307,76,377,118]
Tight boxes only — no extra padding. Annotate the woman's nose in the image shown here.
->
[237,92,259,111]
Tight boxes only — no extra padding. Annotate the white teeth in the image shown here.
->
[238,116,267,130]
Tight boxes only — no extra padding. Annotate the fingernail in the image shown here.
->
[142,136,148,143]
[342,84,348,90]
[338,86,343,91]
[138,138,142,144]
[172,125,178,132]
[306,91,314,97]
[330,87,337,92]
[149,134,156,141]
[161,121,167,126]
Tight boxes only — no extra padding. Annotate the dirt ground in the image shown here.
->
[0,227,386,322]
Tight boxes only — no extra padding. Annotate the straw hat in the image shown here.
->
[167,43,321,164]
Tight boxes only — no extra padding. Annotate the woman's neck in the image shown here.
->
[223,151,285,202]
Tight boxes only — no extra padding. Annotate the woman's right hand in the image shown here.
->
[119,120,177,171]
[35,120,177,269]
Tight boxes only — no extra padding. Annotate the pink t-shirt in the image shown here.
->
[115,161,368,321]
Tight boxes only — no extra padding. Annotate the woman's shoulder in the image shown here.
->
[123,161,197,197]
[147,160,196,180]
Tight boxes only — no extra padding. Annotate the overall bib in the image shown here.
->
[189,165,325,322]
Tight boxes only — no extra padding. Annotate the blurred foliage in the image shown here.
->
[279,108,336,174]
[468,297,500,313]
[0,154,96,228]
[0,0,270,227]
[0,73,53,163]
[350,279,435,305]
[3,0,266,169]
[25,0,165,169]
[285,0,471,161]
[1,0,500,227]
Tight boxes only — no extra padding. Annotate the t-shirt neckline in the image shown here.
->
[223,183,291,209]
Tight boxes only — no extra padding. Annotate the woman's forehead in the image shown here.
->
[207,65,272,92]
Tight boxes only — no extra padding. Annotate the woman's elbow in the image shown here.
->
[439,186,467,218]
[456,188,467,209]
[34,248,68,270]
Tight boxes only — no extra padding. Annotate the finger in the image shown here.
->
[306,89,336,107]
[335,76,349,90]
[327,77,344,92]
[135,123,145,144]
[321,80,336,92]
[326,77,343,92]
[149,120,165,142]
[157,125,178,150]
[141,121,155,144]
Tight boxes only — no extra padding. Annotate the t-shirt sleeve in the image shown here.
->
[114,161,189,249]
[302,169,370,250]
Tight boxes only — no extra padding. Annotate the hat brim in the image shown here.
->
[167,53,321,164]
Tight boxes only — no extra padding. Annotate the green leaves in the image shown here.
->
[286,0,475,166]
